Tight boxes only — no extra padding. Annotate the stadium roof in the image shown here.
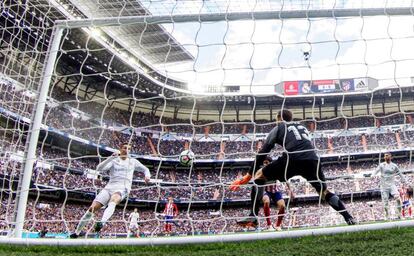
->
[68,0,194,64]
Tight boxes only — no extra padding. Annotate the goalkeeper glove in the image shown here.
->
[230,174,252,191]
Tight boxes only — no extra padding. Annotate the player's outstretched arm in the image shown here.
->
[134,160,151,184]
[230,173,252,191]
[395,164,409,186]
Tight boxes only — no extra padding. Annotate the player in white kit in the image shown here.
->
[70,144,150,238]
[128,208,140,237]
[371,152,409,219]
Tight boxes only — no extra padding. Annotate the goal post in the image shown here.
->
[14,27,64,238]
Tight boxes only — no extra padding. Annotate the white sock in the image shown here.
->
[396,200,402,217]
[384,202,390,219]
[101,202,117,225]
[76,211,94,235]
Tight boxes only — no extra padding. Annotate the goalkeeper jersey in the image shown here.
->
[252,122,318,174]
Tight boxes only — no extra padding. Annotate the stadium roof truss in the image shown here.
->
[51,4,414,101]
[67,0,194,64]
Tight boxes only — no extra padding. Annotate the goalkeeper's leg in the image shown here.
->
[321,189,355,224]
[237,169,266,227]
[237,157,288,228]
[306,160,356,225]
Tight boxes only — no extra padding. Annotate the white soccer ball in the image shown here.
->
[179,150,195,166]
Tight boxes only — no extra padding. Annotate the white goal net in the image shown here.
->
[1,0,414,244]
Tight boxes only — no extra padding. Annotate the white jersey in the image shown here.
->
[129,212,140,223]
[97,156,150,191]
[372,161,406,189]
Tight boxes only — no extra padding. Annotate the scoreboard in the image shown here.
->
[277,78,378,96]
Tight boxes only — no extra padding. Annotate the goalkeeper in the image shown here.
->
[70,143,150,238]
[230,109,355,227]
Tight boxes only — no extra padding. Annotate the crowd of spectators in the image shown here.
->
[2,137,414,203]
[4,81,414,136]
[2,81,414,160]
[0,79,34,117]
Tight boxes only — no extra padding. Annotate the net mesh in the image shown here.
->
[0,0,414,239]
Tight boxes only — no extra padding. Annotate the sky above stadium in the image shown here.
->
[140,0,414,93]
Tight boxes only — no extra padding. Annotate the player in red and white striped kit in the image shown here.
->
[262,156,294,231]
[399,186,413,218]
[163,195,178,234]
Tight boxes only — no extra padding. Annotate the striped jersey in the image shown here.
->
[164,202,178,216]
[399,187,412,202]
[265,181,284,194]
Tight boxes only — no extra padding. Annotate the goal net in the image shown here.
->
[1,0,414,244]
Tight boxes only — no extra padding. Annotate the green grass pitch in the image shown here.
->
[0,227,413,256]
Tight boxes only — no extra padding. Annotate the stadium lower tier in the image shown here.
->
[2,163,414,203]
[1,153,414,202]
[0,197,410,238]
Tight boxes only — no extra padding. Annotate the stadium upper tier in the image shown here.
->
[1,78,414,161]
[1,0,193,94]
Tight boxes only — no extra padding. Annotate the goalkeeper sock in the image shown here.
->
[264,204,271,226]
[325,192,352,220]
[101,202,116,225]
[396,200,402,218]
[76,211,94,235]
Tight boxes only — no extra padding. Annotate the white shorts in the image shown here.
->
[381,185,399,202]
[94,185,128,206]
[129,222,139,230]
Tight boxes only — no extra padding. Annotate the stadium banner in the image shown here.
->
[339,79,354,92]
[283,81,299,95]
[310,79,339,93]
[283,78,369,95]
[353,78,369,91]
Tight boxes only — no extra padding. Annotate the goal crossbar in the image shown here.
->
[55,7,414,29]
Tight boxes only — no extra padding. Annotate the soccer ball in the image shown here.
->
[179,150,195,166]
